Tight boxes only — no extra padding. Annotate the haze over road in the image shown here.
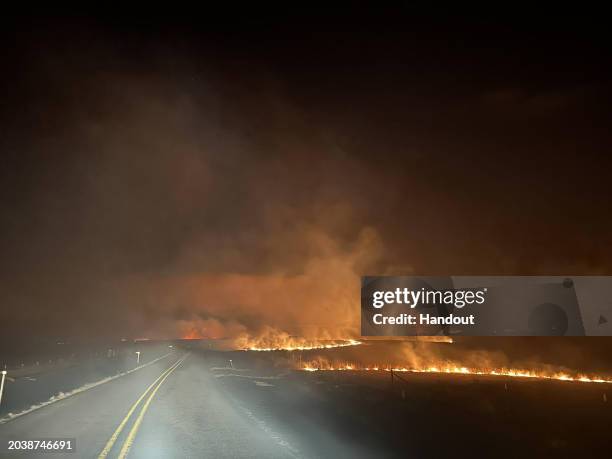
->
[0,352,308,458]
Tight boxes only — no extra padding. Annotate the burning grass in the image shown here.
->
[241,338,362,352]
[299,359,612,384]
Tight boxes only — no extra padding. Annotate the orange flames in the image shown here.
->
[234,330,362,351]
[239,337,454,350]
[233,327,366,351]
[242,338,362,352]
[235,329,456,351]
[300,360,612,384]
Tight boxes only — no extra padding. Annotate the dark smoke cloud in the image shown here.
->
[1,17,611,346]
[1,45,384,340]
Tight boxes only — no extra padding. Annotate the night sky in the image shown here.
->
[1,10,611,346]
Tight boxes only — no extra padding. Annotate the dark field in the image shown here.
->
[206,348,612,458]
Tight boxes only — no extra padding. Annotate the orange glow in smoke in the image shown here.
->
[181,329,203,340]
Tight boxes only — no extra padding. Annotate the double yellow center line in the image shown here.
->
[98,353,189,459]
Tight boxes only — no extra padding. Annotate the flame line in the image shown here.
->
[244,339,362,352]
[299,364,612,384]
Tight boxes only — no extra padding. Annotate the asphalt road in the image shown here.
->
[0,352,290,458]
[0,345,172,419]
[0,351,357,458]
[2,348,611,458]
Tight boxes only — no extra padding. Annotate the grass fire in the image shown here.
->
[243,339,362,352]
[299,359,612,384]
[235,336,612,386]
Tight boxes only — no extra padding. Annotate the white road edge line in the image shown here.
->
[0,352,175,425]
[240,405,300,458]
